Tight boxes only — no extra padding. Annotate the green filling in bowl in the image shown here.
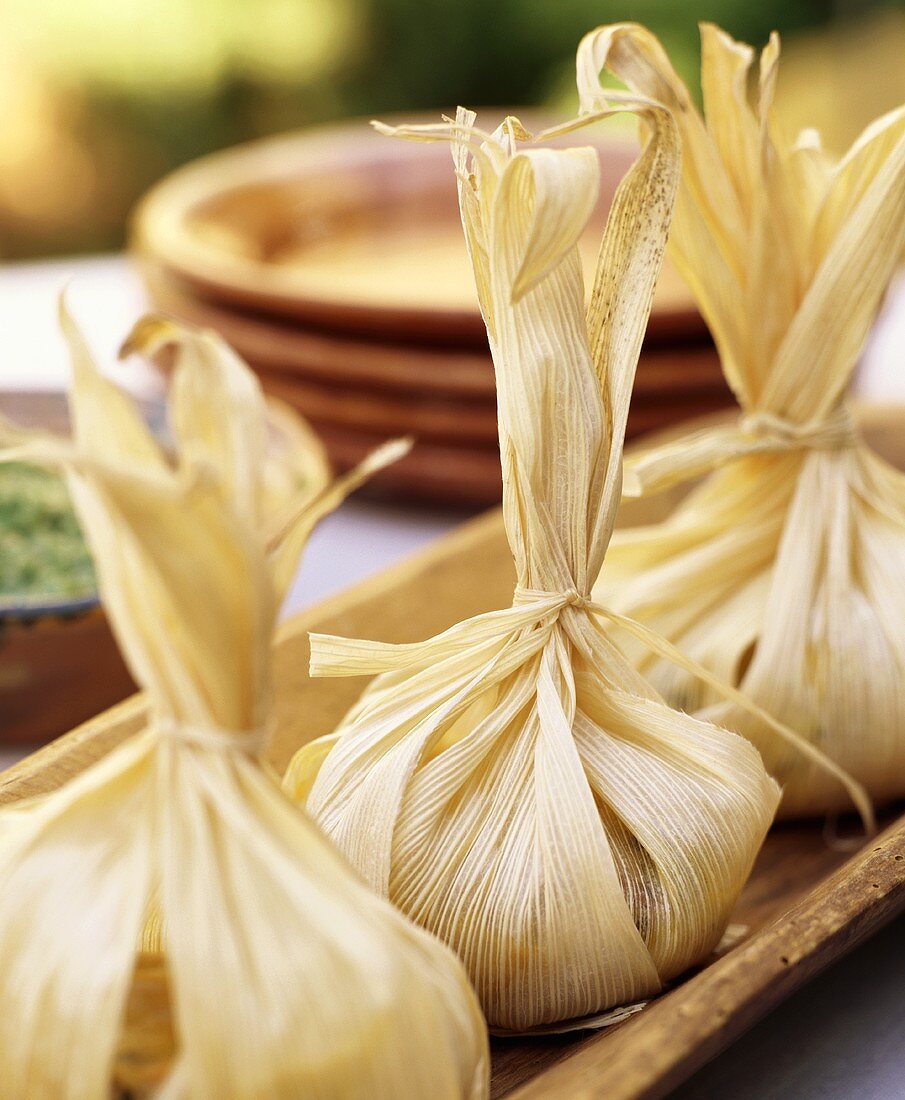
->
[0,463,96,602]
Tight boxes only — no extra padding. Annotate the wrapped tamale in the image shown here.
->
[584,23,905,816]
[0,311,488,1099]
[283,98,810,1032]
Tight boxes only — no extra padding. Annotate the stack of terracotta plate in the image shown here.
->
[133,114,729,507]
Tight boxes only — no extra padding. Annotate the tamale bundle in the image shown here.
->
[0,311,488,1099]
[281,99,819,1032]
[584,24,905,816]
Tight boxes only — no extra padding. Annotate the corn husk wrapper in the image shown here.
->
[121,315,333,525]
[584,24,905,817]
[0,313,489,1099]
[282,102,794,1033]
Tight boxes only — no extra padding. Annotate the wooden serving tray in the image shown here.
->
[2,410,904,1098]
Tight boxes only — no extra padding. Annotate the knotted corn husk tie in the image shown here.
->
[584,22,905,817]
[739,407,859,451]
[156,719,271,756]
[514,585,590,608]
[283,96,845,1033]
[624,403,860,497]
[0,309,489,1100]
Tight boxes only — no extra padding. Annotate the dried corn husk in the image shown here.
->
[282,100,797,1033]
[584,23,905,816]
[0,311,489,1099]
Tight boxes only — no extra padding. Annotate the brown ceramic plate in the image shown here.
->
[295,390,737,508]
[133,114,704,346]
[143,262,499,398]
[144,263,725,401]
[317,427,504,508]
[254,369,733,447]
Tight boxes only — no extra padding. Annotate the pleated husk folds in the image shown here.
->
[282,99,790,1033]
[585,23,905,817]
[0,311,489,1099]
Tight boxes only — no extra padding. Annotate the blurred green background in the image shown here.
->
[1,0,903,259]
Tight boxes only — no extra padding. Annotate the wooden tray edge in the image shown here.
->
[510,817,905,1099]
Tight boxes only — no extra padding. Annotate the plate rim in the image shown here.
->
[132,113,705,345]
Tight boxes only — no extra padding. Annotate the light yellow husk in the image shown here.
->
[0,312,489,1099]
[585,23,905,817]
[283,98,789,1032]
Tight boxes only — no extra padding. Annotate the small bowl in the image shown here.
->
[0,391,144,747]
[1,598,136,748]
[0,383,326,747]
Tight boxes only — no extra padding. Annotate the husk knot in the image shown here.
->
[738,405,859,453]
[513,584,591,612]
[156,718,271,755]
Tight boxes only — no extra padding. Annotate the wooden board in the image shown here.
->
[2,409,904,1098]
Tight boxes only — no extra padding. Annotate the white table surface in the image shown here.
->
[1,253,903,1097]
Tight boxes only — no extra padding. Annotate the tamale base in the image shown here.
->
[2,405,904,1099]
[115,955,174,1095]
